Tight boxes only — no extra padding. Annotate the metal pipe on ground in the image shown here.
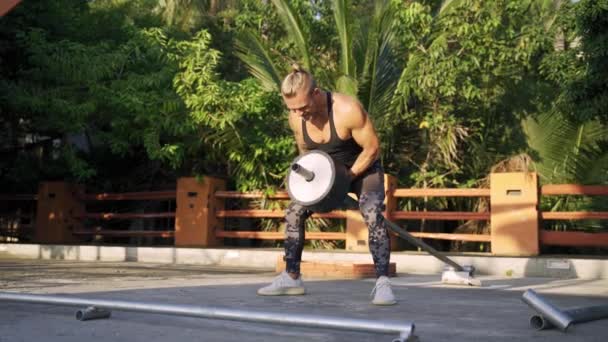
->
[344,195,481,286]
[530,304,608,331]
[522,289,574,332]
[76,306,112,321]
[287,153,482,287]
[0,292,416,341]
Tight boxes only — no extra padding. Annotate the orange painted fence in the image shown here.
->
[1,172,608,255]
[539,185,608,248]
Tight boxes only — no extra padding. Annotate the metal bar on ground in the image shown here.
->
[344,197,465,272]
[384,219,464,271]
[530,304,608,330]
[522,289,574,332]
[0,292,415,341]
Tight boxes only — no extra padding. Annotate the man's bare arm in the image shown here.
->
[347,102,380,178]
[288,112,308,155]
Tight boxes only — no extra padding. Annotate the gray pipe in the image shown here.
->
[291,163,315,181]
[0,292,415,341]
[291,156,469,275]
[383,218,465,272]
[530,304,608,330]
[344,196,465,272]
[76,306,112,321]
[522,289,574,332]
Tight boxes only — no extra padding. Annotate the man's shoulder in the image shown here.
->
[331,92,365,125]
[331,92,359,110]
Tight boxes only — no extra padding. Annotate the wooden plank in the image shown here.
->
[0,0,21,16]
[393,188,490,197]
[216,210,347,219]
[392,211,490,220]
[215,230,488,242]
[541,212,608,220]
[540,230,608,247]
[275,257,397,279]
[77,212,176,220]
[0,194,38,201]
[78,191,176,201]
[409,232,491,242]
[215,189,491,199]
[73,230,174,238]
[541,185,608,196]
[214,191,290,199]
[215,230,346,240]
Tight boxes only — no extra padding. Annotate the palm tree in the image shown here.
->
[234,0,404,247]
[235,0,402,156]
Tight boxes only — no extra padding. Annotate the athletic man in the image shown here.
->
[257,64,396,305]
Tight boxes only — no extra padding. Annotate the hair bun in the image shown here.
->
[291,63,302,73]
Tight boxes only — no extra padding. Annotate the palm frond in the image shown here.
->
[524,111,608,183]
[336,75,358,97]
[270,0,312,72]
[235,30,282,91]
[359,0,400,120]
[332,0,354,78]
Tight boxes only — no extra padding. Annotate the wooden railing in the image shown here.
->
[72,190,176,239]
[1,175,607,254]
[539,185,608,248]
[214,187,491,244]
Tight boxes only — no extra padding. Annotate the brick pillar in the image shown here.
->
[346,173,400,252]
[174,177,225,247]
[490,172,539,256]
[35,182,84,244]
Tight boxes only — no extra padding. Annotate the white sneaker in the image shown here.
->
[371,276,397,305]
[257,271,306,296]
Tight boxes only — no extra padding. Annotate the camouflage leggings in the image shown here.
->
[284,160,391,278]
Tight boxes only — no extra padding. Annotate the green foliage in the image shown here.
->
[393,0,550,187]
[0,0,293,191]
[1,0,608,241]
[544,0,608,123]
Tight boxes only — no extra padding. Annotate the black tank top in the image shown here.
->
[302,92,362,168]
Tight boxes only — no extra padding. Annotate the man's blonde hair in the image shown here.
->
[281,63,316,98]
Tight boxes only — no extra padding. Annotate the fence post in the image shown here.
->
[175,177,225,247]
[35,182,85,244]
[490,172,539,256]
[346,173,401,252]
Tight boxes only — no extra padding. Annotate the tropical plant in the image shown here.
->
[236,0,402,157]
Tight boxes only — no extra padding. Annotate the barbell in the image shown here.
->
[286,150,482,286]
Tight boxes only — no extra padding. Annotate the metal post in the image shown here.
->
[0,292,415,341]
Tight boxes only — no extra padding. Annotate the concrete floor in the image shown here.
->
[1,259,607,342]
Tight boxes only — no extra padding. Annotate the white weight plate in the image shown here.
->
[287,151,335,204]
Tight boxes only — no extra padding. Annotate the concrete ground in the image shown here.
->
[1,259,607,342]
